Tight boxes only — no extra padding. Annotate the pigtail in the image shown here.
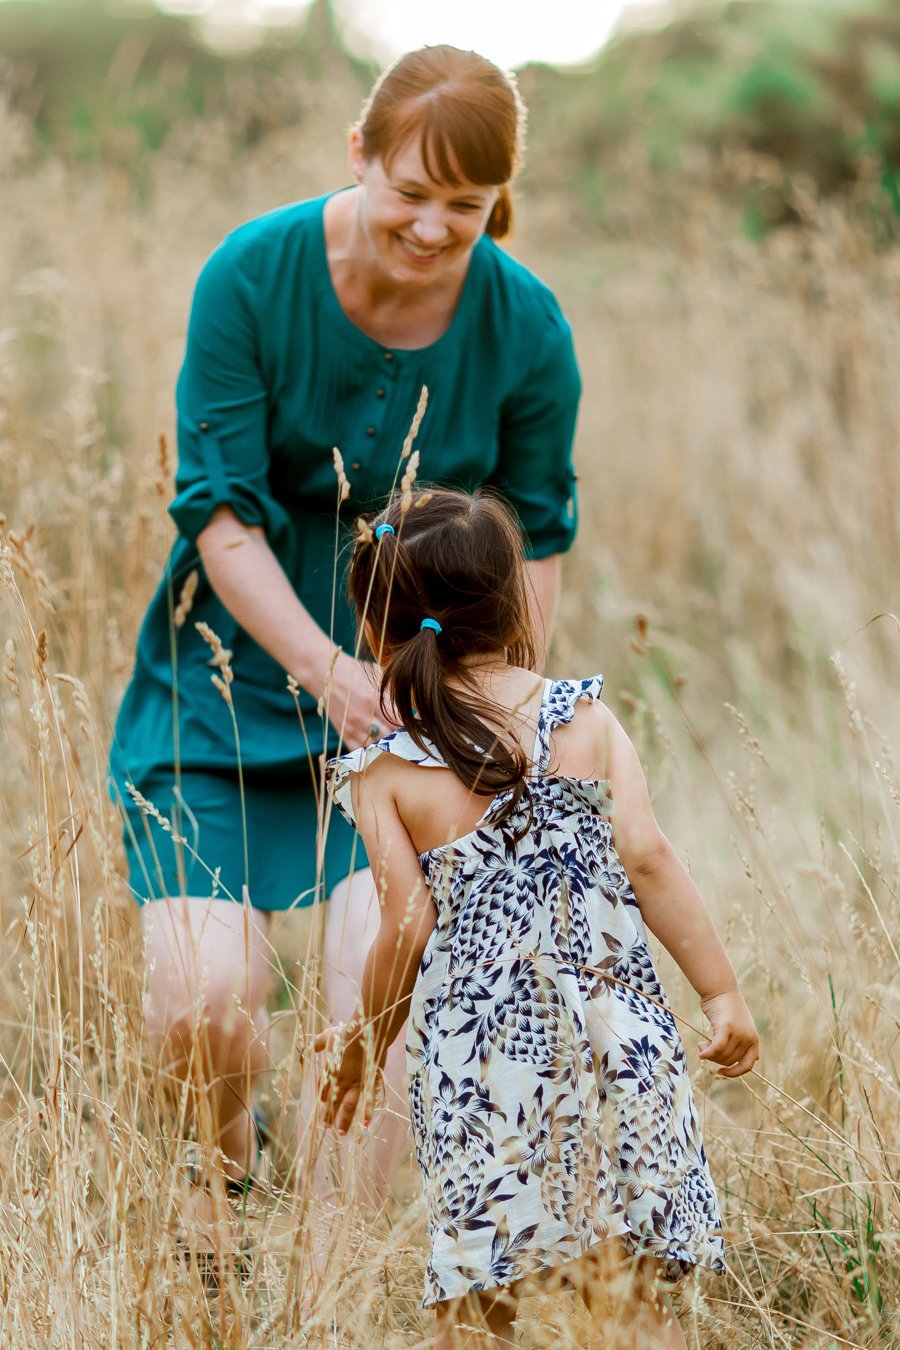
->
[347,489,537,833]
[384,625,531,830]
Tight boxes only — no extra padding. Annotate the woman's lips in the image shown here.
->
[397,236,447,265]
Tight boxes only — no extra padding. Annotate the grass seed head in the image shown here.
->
[173,569,199,629]
[401,385,428,460]
[4,639,18,697]
[195,620,234,701]
[399,450,420,513]
[155,433,170,497]
[333,446,350,502]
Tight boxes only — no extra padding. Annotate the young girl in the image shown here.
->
[318,488,759,1347]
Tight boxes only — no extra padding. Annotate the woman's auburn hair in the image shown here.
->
[347,488,537,825]
[356,45,527,240]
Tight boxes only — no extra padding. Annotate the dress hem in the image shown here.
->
[422,1222,725,1308]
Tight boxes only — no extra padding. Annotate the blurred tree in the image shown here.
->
[518,0,900,231]
[0,0,368,157]
[2,0,899,229]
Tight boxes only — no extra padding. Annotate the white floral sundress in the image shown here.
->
[327,676,725,1306]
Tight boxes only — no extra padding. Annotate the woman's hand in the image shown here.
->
[315,1023,385,1134]
[698,990,760,1078]
[321,651,400,751]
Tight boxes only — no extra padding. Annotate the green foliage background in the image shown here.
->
[3,0,900,233]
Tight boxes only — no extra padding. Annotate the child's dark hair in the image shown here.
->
[347,488,537,823]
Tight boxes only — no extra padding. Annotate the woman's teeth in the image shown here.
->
[401,239,443,259]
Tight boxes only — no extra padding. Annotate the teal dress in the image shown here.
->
[110,191,581,910]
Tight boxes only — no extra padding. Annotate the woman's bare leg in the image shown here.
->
[321,867,411,1194]
[141,896,272,1183]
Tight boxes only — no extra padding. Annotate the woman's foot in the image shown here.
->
[176,1112,270,1286]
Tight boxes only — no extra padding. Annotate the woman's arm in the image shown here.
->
[316,763,437,1133]
[172,240,397,750]
[523,554,561,670]
[602,707,760,1078]
[198,506,393,749]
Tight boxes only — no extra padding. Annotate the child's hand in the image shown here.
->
[314,1023,384,1135]
[698,990,760,1078]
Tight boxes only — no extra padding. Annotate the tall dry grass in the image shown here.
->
[1,74,899,1347]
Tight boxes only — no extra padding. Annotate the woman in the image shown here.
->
[110,44,581,1200]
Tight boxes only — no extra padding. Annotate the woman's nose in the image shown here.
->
[410,204,450,244]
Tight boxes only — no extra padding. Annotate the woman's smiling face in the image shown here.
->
[350,131,500,288]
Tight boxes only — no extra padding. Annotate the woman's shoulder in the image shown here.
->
[475,236,571,339]
[198,193,330,289]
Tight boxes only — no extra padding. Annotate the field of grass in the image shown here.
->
[1,25,900,1347]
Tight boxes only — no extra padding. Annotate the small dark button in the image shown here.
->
[351,461,361,471]
[366,426,376,437]
[376,388,386,398]
[383,351,394,362]
[199,421,209,431]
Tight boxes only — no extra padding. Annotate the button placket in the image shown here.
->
[360,350,398,456]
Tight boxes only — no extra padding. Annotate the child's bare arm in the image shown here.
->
[602,707,759,1078]
[317,764,437,1132]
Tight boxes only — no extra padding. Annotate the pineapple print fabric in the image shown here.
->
[327,677,725,1305]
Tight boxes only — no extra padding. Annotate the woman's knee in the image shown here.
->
[141,897,271,1051]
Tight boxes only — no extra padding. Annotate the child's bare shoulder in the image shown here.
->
[552,697,613,779]
[350,741,434,794]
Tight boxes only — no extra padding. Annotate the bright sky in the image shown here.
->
[160,0,666,66]
[332,0,663,69]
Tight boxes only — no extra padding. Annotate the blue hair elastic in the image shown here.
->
[420,617,442,635]
[374,523,395,540]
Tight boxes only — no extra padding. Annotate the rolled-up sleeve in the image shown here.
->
[169,238,287,544]
[491,314,581,559]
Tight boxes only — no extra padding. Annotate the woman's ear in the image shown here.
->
[348,126,366,183]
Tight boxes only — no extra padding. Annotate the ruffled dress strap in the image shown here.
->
[325,728,447,828]
[534,675,605,774]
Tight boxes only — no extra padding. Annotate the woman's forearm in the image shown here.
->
[524,554,561,671]
[197,506,334,695]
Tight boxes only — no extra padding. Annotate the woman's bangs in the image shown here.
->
[384,97,511,188]
[426,99,513,187]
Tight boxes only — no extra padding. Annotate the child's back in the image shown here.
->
[329,672,725,1306]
